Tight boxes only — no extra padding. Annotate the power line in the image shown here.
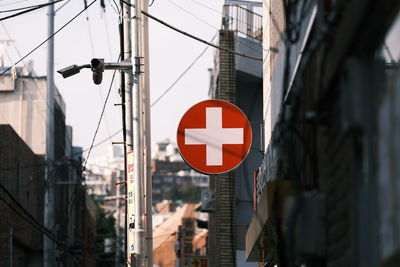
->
[55,0,72,13]
[0,128,123,173]
[82,128,122,153]
[0,183,83,266]
[166,0,216,30]
[106,0,120,15]
[0,0,29,8]
[83,1,113,139]
[120,0,135,8]
[83,61,119,169]
[187,0,261,30]
[0,0,98,78]
[141,10,262,61]
[151,33,217,107]
[165,0,263,55]
[0,0,63,21]
[0,0,62,13]
[66,61,119,228]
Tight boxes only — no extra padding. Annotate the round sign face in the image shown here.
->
[177,100,252,174]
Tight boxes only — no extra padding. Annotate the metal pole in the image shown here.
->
[9,228,13,267]
[122,0,135,265]
[119,19,127,267]
[132,0,145,265]
[141,0,153,265]
[115,174,121,266]
[44,1,55,266]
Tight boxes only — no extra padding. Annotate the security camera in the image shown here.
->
[91,58,105,85]
[57,65,81,78]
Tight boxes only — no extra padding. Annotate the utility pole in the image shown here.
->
[118,18,126,267]
[122,0,135,265]
[141,0,153,265]
[44,1,55,266]
[131,0,145,265]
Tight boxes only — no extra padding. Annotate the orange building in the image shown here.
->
[153,203,198,267]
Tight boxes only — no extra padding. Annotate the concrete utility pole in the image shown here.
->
[44,1,55,267]
[131,0,145,265]
[122,0,135,264]
[141,0,153,265]
[125,0,153,265]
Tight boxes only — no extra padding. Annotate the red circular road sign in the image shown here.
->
[177,100,252,174]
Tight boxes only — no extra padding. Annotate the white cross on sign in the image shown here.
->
[185,107,244,166]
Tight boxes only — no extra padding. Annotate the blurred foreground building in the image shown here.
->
[245,1,400,267]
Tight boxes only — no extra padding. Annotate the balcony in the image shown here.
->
[222,3,263,41]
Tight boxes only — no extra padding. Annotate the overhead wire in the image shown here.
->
[0,1,121,260]
[54,0,72,13]
[0,0,29,7]
[0,1,61,13]
[83,57,119,170]
[151,32,217,107]
[1,1,103,166]
[187,0,263,32]
[165,0,263,55]
[106,0,120,15]
[141,10,262,61]
[83,0,113,139]
[0,0,63,21]
[166,0,216,30]
[0,183,83,266]
[120,0,135,8]
[0,128,123,173]
[0,31,73,164]
[66,57,119,228]
[82,128,122,153]
[0,0,98,78]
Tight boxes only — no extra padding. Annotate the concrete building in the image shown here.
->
[246,1,400,266]
[0,65,65,155]
[152,139,182,162]
[153,203,201,267]
[0,65,96,266]
[0,125,45,266]
[206,1,263,267]
[152,140,209,204]
[85,145,125,263]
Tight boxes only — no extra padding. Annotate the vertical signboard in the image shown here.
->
[181,218,195,266]
[187,256,208,267]
[127,151,135,261]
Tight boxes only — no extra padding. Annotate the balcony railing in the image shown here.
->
[222,4,263,41]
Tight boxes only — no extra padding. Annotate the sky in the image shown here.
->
[0,0,225,162]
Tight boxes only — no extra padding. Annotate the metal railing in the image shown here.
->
[222,4,263,41]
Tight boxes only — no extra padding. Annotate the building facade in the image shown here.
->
[0,65,96,266]
[246,1,400,267]
[207,1,263,266]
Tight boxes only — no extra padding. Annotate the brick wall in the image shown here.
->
[0,124,45,266]
[208,30,236,267]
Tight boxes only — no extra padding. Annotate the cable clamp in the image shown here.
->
[134,57,144,75]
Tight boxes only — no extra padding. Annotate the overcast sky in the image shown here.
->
[0,0,225,161]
